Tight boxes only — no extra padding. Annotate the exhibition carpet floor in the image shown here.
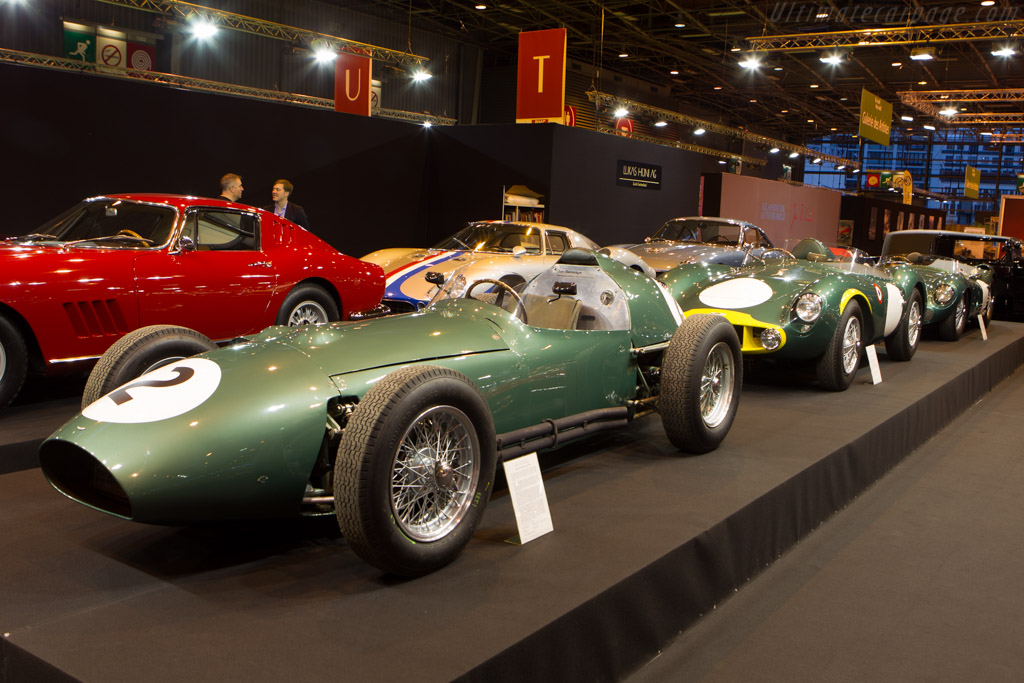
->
[627,353,1024,683]
[1,322,1023,682]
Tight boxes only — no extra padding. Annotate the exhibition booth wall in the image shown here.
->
[1,62,703,256]
[842,195,947,254]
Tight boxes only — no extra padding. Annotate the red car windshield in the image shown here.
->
[29,199,177,247]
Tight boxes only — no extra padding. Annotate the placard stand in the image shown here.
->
[502,452,554,545]
[979,316,988,341]
[866,345,883,385]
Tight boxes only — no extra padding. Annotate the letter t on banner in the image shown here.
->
[516,28,567,123]
[334,51,372,116]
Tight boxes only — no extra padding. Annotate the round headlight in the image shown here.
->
[759,328,782,350]
[794,293,823,323]
[932,283,955,306]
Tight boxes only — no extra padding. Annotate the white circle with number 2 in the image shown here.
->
[83,358,222,424]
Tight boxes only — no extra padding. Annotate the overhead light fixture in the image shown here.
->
[614,107,629,118]
[718,160,727,164]
[769,147,780,153]
[474,3,486,8]
[836,165,846,171]
[807,118,814,123]
[901,115,914,121]
[674,21,686,28]
[819,54,844,65]
[924,124,936,130]
[981,131,993,136]
[980,0,995,5]
[738,56,761,68]
[189,18,218,39]
[313,46,336,63]
[693,127,706,135]
[918,81,928,85]
[654,121,668,127]
[789,152,800,158]
[891,61,903,67]
[669,70,679,75]
[910,47,934,61]
[809,84,819,88]
[774,66,783,71]
[781,109,789,113]
[730,46,742,52]
[816,12,829,19]
[713,86,723,90]
[619,52,629,58]
[991,47,1016,57]
[812,158,822,164]
[939,107,958,116]
[852,168,861,174]
[749,99,758,103]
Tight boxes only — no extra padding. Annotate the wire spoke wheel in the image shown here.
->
[954,295,967,333]
[907,297,922,348]
[700,341,735,428]
[841,315,862,375]
[391,406,479,542]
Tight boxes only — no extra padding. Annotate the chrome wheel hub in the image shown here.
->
[701,341,735,428]
[391,406,478,542]
[841,316,862,375]
[289,301,329,326]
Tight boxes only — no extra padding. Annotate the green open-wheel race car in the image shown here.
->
[40,250,742,577]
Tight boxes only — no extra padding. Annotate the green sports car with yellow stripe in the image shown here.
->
[661,239,926,391]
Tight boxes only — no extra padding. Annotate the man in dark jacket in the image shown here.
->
[264,179,310,230]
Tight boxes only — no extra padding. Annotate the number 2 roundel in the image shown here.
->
[83,358,222,424]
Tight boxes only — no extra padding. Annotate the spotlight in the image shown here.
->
[812,157,823,164]
[189,18,217,39]
[412,69,432,81]
[769,147,780,154]
[939,108,958,116]
[654,121,668,127]
[614,107,629,118]
[910,47,934,61]
[901,115,914,121]
[836,165,846,171]
[314,47,336,63]
[991,47,1016,57]
[923,124,936,130]
[789,152,800,158]
[693,127,706,135]
[423,120,433,128]
[738,56,761,68]
[819,53,844,65]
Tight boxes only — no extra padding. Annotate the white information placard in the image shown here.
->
[503,452,554,545]
[866,344,883,385]
[979,316,988,341]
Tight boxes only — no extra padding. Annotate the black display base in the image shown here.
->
[2,323,1023,683]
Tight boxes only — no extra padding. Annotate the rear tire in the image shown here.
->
[82,325,217,408]
[0,315,29,410]
[659,314,742,454]
[275,285,339,326]
[884,289,922,361]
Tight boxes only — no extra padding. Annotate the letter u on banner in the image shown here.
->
[335,52,372,116]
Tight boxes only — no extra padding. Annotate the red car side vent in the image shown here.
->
[63,300,131,337]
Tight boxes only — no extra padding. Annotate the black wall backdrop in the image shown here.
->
[3,62,703,256]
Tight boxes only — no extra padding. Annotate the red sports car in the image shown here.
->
[0,194,384,410]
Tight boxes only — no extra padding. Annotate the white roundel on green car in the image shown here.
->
[82,358,222,424]
[697,278,774,309]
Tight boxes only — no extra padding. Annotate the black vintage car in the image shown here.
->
[882,229,1024,320]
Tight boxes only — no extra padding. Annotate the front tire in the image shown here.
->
[275,284,339,326]
[816,300,863,391]
[659,314,742,454]
[884,288,922,361]
[81,325,217,408]
[334,365,497,576]
[0,315,29,410]
[938,293,968,341]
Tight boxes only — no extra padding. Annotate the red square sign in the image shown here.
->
[516,28,566,123]
[335,52,372,117]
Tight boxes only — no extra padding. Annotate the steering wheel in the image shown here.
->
[116,229,153,244]
[760,248,795,260]
[464,279,528,324]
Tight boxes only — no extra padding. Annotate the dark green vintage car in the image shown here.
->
[879,233,996,340]
[40,250,742,576]
[661,239,926,391]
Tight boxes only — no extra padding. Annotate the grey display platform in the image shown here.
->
[2,323,1023,682]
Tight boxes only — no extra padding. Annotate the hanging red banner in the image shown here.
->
[335,52,372,116]
[516,28,567,123]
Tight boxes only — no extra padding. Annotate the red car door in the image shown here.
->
[133,209,278,341]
